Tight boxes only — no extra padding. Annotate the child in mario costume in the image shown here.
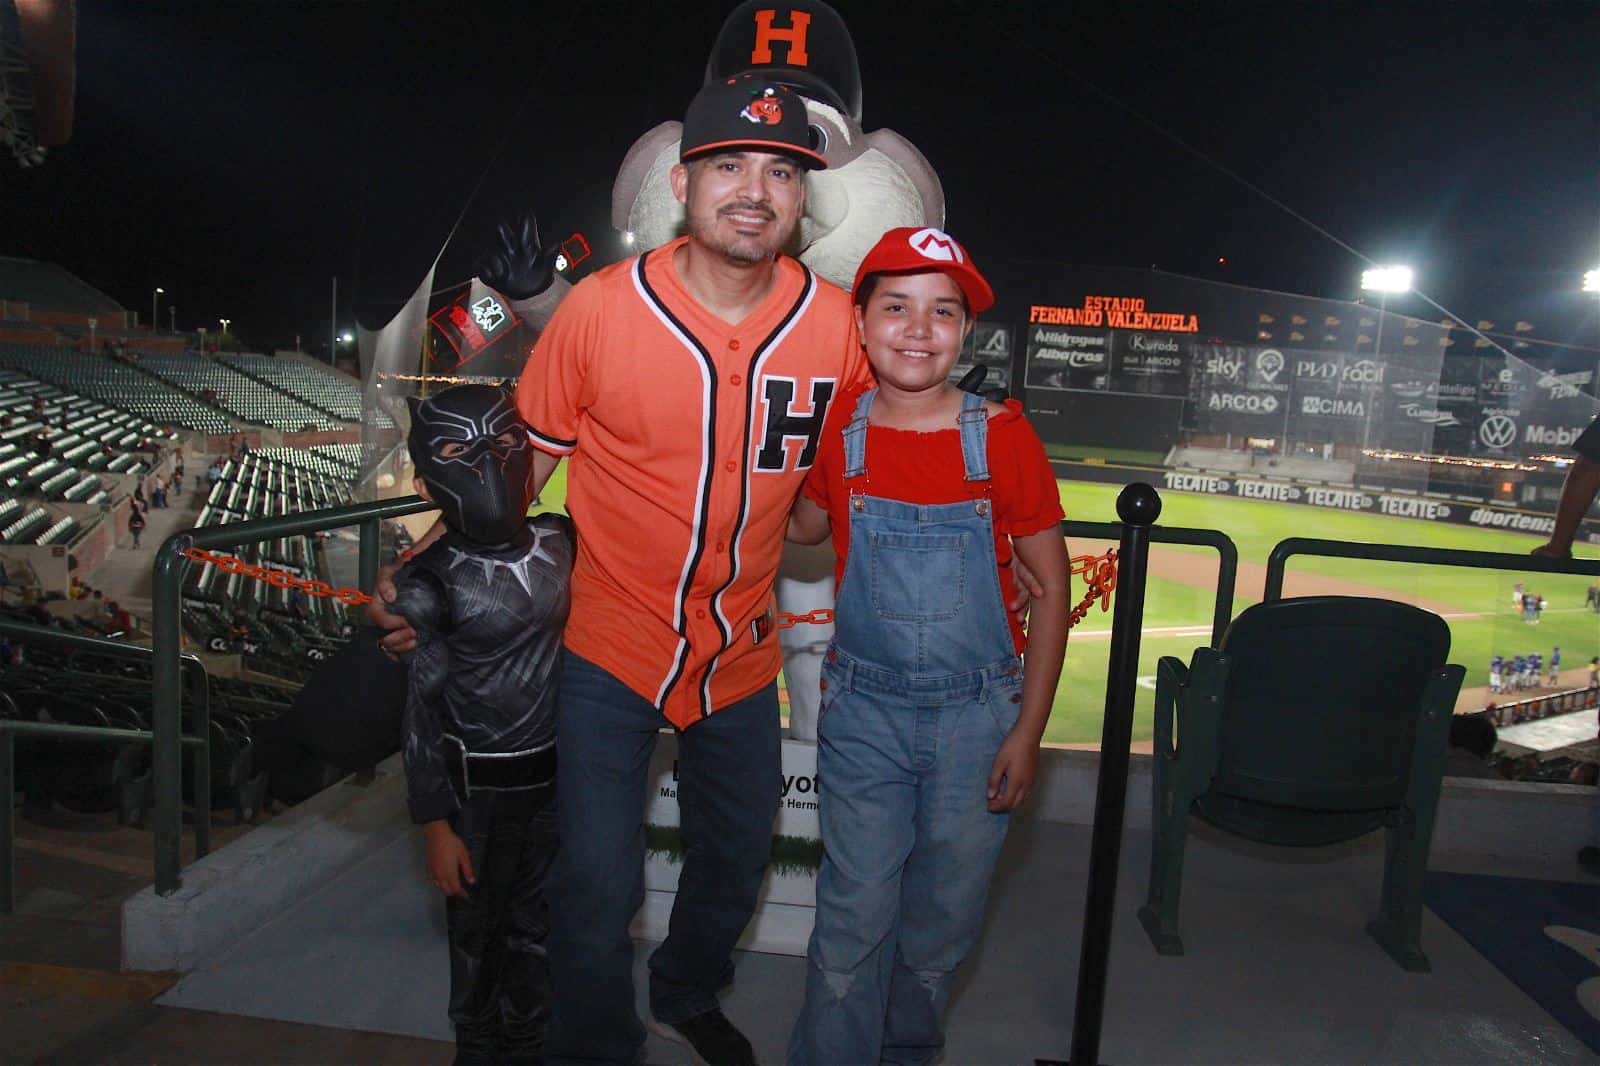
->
[390,383,574,1066]
[785,229,1070,1065]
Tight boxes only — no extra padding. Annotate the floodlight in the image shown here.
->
[1361,266,1413,294]
[1584,269,1600,294]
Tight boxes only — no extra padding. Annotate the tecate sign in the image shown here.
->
[1304,488,1374,510]
[1300,395,1366,417]
[1207,392,1279,413]
[1378,496,1450,520]
[1162,473,1230,493]
[1469,508,1555,533]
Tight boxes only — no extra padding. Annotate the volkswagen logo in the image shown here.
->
[1479,414,1517,450]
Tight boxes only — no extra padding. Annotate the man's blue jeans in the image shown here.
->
[544,650,781,1065]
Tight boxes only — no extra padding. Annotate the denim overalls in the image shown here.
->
[790,388,1024,1066]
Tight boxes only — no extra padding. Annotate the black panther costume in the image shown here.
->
[391,383,573,1066]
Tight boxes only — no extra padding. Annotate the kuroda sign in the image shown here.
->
[633,735,821,957]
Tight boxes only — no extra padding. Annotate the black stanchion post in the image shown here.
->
[1065,483,1161,1066]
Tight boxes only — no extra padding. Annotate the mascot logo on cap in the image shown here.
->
[908,226,964,263]
[741,87,786,125]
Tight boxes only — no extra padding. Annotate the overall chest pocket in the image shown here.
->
[868,530,969,622]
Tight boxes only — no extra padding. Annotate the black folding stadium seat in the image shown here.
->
[1137,596,1464,972]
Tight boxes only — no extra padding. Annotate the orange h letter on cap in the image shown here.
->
[751,9,811,66]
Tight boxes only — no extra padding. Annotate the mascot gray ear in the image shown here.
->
[863,128,945,227]
[612,121,687,250]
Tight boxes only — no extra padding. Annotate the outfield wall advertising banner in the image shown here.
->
[1110,332,1190,396]
[1051,459,1600,540]
[1025,324,1109,391]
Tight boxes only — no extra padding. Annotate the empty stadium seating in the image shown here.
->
[0,343,233,434]
[139,352,343,432]
[218,352,365,422]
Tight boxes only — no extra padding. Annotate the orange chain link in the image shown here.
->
[776,609,834,629]
[181,546,372,606]
[1067,549,1118,629]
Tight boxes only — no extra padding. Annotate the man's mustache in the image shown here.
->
[719,202,775,220]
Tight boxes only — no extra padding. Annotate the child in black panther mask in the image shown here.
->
[391,383,574,1066]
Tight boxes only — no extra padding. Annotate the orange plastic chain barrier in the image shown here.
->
[775,609,834,629]
[1067,549,1118,629]
[184,548,1115,629]
[181,547,373,606]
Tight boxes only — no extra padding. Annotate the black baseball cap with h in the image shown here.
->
[679,73,828,170]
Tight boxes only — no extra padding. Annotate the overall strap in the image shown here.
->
[842,389,876,480]
[956,389,991,482]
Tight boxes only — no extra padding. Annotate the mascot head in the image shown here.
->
[406,384,535,548]
[612,0,944,289]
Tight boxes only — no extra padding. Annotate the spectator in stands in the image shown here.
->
[29,432,49,458]
[133,483,146,510]
[206,460,222,486]
[106,600,133,635]
[288,585,308,622]
[1445,712,1498,779]
[151,474,168,509]
[172,467,184,498]
[127,505,146,548]
[1590,657,1599,690]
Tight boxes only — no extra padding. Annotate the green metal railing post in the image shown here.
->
[1,726,12,914]
[188,658,211,858]
[358,517,380,600]
[152,534,187,894]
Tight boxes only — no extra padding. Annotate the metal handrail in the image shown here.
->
[1064,519,1238,647]
[148,495,435,895]
[0,619,211,914]
[1265,537,1600,602]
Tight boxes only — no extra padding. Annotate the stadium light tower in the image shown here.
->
[151,287,164,332]
[219,317,231,338]
[1584,269,1600,294]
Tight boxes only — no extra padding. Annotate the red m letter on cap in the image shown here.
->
[751,9,811,66]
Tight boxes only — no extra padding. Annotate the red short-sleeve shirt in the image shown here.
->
[803,385,1065,651]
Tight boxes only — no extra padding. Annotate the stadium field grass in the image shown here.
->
[536,464,1597,745]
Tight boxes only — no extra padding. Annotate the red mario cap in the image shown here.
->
[852,227,995,314]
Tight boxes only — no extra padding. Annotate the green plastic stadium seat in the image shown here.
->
[1136,595,1464,972]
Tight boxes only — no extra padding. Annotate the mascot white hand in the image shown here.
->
[609,0,946,740]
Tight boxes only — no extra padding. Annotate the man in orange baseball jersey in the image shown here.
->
[534,75,868,1066]
[376,75,868,1065]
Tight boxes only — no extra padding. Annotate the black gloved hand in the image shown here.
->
[956,364,1010,403]
[478,210,560,301]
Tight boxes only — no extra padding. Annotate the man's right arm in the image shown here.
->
[1533,451,1600,559]
[370,449,564,655]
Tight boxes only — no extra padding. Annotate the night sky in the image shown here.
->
[2,1,1596,353]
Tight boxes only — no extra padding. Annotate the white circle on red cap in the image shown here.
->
[906,227,964,264]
